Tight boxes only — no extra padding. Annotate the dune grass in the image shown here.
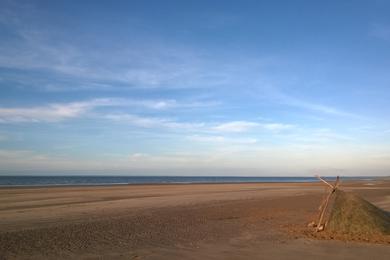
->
[327,190,390,237]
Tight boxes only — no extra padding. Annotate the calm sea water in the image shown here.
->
[0,175,372,187]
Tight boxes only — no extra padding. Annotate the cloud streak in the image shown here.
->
[212,121,259,132]
[260,86,360,118]
[0,98,218,123]
[105,114,206,130]
[106,114,295,134]
[212,121,294,133]
[0,99,120,123]
[0,1,275,94]
[0,10,232,92]
[187,135,257,144]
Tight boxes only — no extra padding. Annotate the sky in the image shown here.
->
[0,0,389,176]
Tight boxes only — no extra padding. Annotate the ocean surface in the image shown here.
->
[0,175,373,187]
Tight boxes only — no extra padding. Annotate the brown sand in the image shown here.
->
[0,181,389,259]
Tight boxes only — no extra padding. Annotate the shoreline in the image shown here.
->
[0,176,388,189]
[0,181,322,189]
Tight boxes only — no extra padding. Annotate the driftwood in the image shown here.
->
[314,175,340,232]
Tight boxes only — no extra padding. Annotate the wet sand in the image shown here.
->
[0,180,389,259]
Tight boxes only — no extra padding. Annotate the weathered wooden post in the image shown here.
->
[315,175,340,232]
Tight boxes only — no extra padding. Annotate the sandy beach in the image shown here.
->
[0,180,389,259]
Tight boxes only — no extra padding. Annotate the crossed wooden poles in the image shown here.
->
[315,175,340,232]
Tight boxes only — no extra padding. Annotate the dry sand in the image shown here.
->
[0,180,389,259]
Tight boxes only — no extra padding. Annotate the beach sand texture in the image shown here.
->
[0,181,389,259]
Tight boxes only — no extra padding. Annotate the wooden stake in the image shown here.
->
[315,175,334,189]
[315,176,340,232]
[316,188,334,231]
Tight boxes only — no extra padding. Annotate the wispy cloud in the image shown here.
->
[311,128,354,141]
[0,98,295,141]
[105,114,206,130]
[281,95,355,117]
[0,9,231,91]
[125,99,219,110]
[212,121,259,132]
[262,123,294,132]
[0,146,388,176]
[260,86,360,118]
[0,149,105,172]
[0,149,46,160]
[212,121,294,133]
[105,112,295,135]
[0,99,119,123]
[0,98,217,123]
[283,128,355,148]
[187,135,257,144]
[0,101,92,123]
[0,1,277,94]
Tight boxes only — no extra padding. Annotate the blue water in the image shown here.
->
[0,175,372,187]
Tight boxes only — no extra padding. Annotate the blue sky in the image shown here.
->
[0,0,389,176]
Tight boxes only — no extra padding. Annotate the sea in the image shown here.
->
[0,175,374,187]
